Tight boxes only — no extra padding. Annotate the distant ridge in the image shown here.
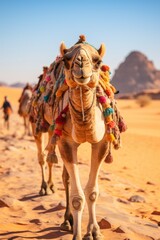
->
[0,82,31,88]
[111,51,160,95]
[10,82,26,88]
[0,81,8,86]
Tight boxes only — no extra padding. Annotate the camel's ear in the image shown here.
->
[97,43,106,58]
[60,42,68,56]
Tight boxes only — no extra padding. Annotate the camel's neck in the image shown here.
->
[68,85,105,144]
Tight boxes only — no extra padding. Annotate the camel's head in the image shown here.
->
[60,35,106,88]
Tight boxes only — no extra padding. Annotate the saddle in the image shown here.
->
[29,58,127,163]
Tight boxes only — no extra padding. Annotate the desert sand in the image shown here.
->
[0,86,160,240]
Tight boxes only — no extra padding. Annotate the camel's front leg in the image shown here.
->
[32,123,47,195]
[60,165,73,231]
[23,116,27,135]
[27,118,32,136]
[46,129,57,194]
[83,141,109,240]
[58,139,85,240]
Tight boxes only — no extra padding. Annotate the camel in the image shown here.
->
[30,35,127,240]
[18,83,33,135]
[56,37,108,240]
[29,66,56,196]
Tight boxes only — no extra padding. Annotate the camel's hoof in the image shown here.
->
[49,184,56,193]
[83,232,103,240]
[82,233,93,240]
[39,188,46,196]
[60,220,72,232]
[92,232,104,240]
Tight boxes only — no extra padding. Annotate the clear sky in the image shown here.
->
[0,0,160,85]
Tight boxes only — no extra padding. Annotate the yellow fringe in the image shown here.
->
[106,133,115,142]
[99,70,117,97]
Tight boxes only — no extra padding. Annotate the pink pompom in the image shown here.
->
[46,75,51,82]
[99,96,107,104]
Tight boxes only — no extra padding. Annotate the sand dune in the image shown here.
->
[0,86,160,240]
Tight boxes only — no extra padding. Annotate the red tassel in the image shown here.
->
[107,121,116,128]
[55,115,66,124]
[101,65,110,72]
[54,129,62,136]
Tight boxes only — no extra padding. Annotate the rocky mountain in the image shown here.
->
[10,82,26,88]
[111,51,160,95]
[0,81,8,86]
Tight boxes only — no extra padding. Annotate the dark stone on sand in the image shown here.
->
[117,198,129,204]
[98,218,111,229]
[113,226,125,233]
[128,195,145,203]
[30,219,42,225]
[151,210,160,215]
[136,189,145,193]
[146,181,155,185]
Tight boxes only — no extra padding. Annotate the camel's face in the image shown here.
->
[60,42,106,87]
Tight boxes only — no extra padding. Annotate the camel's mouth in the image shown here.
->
[74,77,91,85]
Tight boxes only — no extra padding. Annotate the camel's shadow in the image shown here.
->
[0,226,71,239]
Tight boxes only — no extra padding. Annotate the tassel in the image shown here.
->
[105,115,112,123]
[107,120,116,128]
[118,116,128,133]
[104,152,113,163]
[40,86,45,93]
[47,151,58,163]
[46,75,51,82]
[51,135,59,145]
[50,124,55,131]
[103,107,114,117]
[99,96,107,104]
[44,95,50,102]
[32,100,38,107]
[101,65,110,72]
[54,129,62,136]
[106,133,115,142]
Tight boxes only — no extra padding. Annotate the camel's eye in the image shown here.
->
[96,60,102,67]
[92,56,102,69]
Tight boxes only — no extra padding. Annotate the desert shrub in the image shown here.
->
[136,94,151,107]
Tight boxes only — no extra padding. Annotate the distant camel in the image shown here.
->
[18,83,33,135]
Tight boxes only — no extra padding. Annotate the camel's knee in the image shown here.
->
[84,188,99,202]
[38,153,45,165]
[71,195,85,211]
[89,191,98,202]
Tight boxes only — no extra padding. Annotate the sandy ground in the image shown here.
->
[0,86,160,240]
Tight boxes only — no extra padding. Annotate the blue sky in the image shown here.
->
[0,0,160,84]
